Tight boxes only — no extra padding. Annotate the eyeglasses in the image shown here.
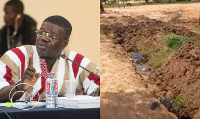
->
[35,31,64,41]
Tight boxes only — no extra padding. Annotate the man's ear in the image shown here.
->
[16,14,21,19]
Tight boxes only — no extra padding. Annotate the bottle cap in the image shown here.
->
[49,72,55,76]
[48,72,55,78]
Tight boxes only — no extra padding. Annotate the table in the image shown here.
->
[0,106,100,119]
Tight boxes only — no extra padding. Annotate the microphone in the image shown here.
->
[60,54,100,78]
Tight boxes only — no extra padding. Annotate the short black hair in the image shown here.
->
[5,0,24,13]
[43,15,72,40]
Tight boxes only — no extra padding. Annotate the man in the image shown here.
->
[0,0,37,56]
[0,15,100,102]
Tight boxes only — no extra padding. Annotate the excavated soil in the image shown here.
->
[154,41,200,118]
[112,15,200,66]
[101,3,200,119]
[100,34,177,119]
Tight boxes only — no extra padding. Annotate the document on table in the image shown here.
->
[57,95,100,108]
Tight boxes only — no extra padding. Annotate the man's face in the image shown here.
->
[4,5,17,27]
[35,22,67,59]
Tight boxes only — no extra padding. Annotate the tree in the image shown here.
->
[100,0,105,14]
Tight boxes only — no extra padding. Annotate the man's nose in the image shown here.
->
[38,35,49,42]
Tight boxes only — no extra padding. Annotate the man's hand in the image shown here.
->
[20,55,40,91]
[91,88,100,96]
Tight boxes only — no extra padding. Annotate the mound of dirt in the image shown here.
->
[113,16,200,69]
[109,15,200,118]
[154,41,200,118]
[101,3,200,119]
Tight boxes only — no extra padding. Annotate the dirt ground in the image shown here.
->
[100,3,200,119]
[100,35,177,119]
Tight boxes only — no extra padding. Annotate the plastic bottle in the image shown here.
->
[46,72,58,108]
[54,77,58,108]
[132,53,150,75]
[135,64,150,75]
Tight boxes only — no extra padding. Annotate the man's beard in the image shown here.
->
[38,52,51,59]
[38,52,59,59]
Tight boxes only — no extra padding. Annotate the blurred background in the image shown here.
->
[0,0,100,66]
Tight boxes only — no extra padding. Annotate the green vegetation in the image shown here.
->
[172,94,187,116]
[136,35,173,69]
[136,34,196,69]
[143,47,173,68]
[138,42,173,68]
[164,34,196,49]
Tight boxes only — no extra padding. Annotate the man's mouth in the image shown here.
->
[38,43,48,50]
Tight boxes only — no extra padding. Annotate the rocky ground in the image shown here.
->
[100,3,200,119]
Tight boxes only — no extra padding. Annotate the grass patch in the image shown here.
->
[140,44,173,69]
[172,94,188,118]
[172,94,187,112]
[164,34,196,49]
[135,34,196,69]
[136,37,174,69]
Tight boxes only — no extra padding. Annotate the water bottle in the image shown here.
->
[46,72,58,108]
[135,64,150,75]
[132,53,151,75]
[54,77,58,108]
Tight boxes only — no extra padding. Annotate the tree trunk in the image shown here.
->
[100,0,105,14]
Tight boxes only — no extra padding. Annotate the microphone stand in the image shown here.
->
[60,54,100,78]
